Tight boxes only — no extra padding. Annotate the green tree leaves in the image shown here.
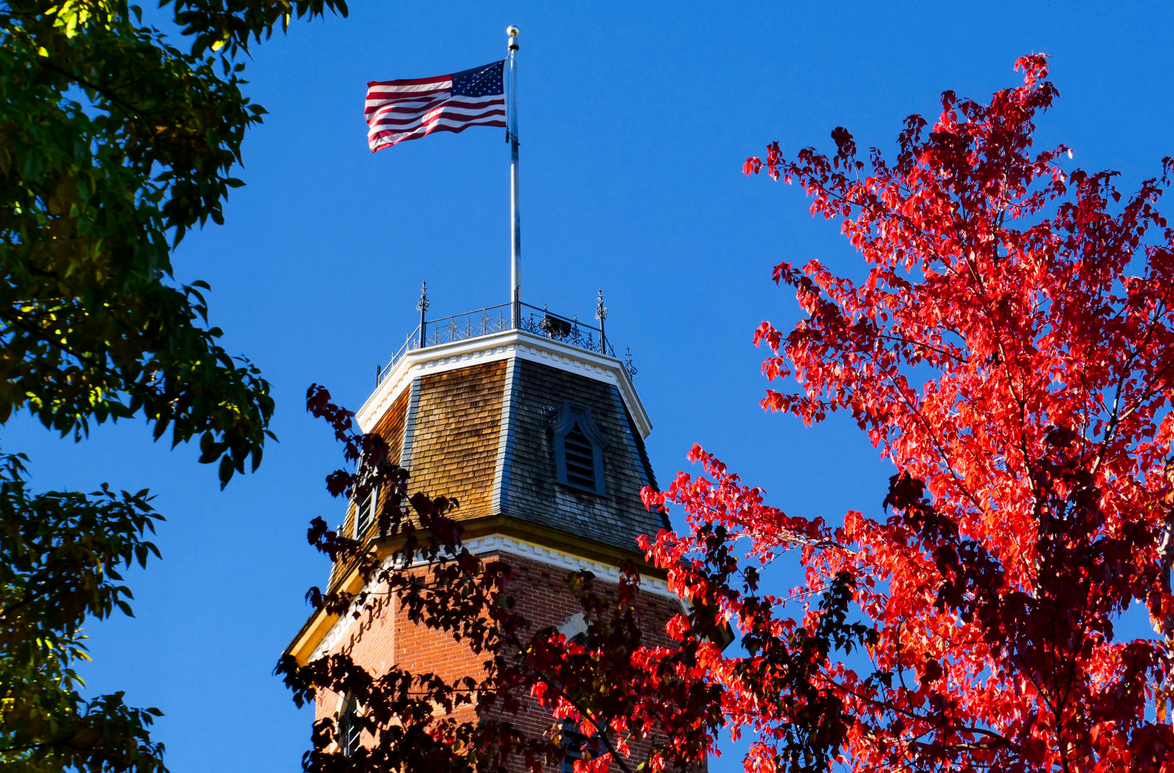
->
[1,1,281,483]
[0,452,164,772]
[0,1,347,769]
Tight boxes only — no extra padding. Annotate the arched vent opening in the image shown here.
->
[562,423,596,490]
[551,403,609,496]
[554,616,600,770]
[560,693,603,772]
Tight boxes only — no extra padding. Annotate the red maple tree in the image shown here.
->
[282,55,1174,773]
[642,53,1174,773]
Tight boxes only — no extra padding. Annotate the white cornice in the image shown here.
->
[462,534,677,599]
[356,330,651,439]
[308,533,680,662]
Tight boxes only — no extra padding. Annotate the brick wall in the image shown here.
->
[312,550,699,772]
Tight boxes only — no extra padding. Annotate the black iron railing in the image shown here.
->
[376,291,636,384]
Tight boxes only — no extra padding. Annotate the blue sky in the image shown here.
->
[8,1,1174,769]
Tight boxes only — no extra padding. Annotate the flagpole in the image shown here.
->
[507,26,521,323]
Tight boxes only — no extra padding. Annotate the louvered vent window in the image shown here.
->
[561,708,602,773]
[562,718,588,773]
[355,485,378,538]
[562,423,596,489]
[560,632,601,771]
[552,403,609,496]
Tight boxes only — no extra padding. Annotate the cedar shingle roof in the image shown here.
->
[405,361,506,519]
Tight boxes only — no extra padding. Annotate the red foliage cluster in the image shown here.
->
[644,53,1174,773]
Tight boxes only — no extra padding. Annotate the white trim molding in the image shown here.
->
[308,534,681,662]
[356,330,651,439]
[463,534,676,599]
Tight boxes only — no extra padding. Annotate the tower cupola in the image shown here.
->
[354,295,662,560]
[287,295,676,667]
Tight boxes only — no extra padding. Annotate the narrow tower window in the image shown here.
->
[551,403,609,495]
[339,694,362,758]
[354,484,378,538]
[558,610,591,769]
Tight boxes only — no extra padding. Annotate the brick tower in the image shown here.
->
[285,294,692,769]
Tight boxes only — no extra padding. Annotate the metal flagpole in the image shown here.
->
[507,26,521,324]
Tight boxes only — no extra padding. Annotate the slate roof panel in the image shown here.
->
[501,360,669,555]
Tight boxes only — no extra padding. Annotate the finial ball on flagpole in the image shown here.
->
[507,25,520,50]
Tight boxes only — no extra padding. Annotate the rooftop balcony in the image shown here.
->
[376,292,636,386]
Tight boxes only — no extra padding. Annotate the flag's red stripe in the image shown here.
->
[369,121,508,152]
[367,111,507,142]
[367,100,504,128]
[366,107,503,130]
[367,106,506,132]
[367,104,505,126]
[364,87,451,104]
[369,115,507,143]
[364,105,443,120]
[365,92,496,110]
[368,116,507,151]
[366,75,451,88]
[364,97,449,119]
[364,95,499,121]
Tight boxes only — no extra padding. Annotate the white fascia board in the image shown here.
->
[355,330,652,439]
[308,533,683,662]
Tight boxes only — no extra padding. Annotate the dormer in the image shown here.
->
[551,402,609,496]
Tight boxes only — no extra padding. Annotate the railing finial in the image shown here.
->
[417,282,429,349]
[625,346,637,377]
[595,289,607,354]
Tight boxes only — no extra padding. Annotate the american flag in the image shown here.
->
[365,60,507,152]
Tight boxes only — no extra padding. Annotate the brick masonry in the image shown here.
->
[314,552,697,771]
